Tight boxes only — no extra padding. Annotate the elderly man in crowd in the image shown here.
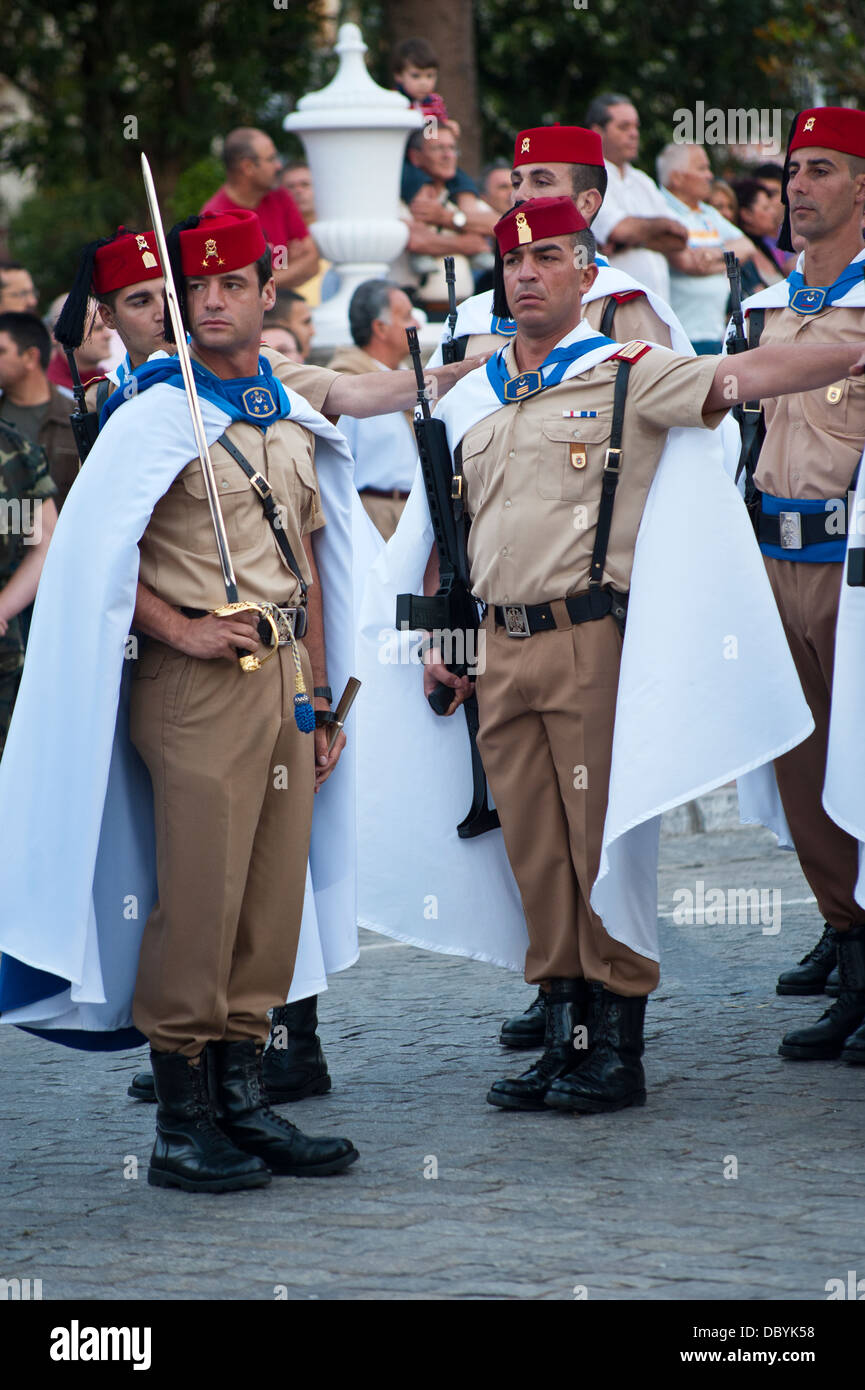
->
[328,279,419,539]
[657,142,762,352]
[587,92,689,300]
[396,126,496,316]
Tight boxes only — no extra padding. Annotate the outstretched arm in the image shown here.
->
[704,341,865,416]
[322,353,489,419]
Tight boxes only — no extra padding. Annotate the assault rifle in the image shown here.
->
[441,256,459,363]
[395,327,499,838]
[724,251,762,525]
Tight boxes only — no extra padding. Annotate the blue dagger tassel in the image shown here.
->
[289,633,315,733]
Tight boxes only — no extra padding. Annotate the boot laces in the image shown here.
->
[798,923,835,966]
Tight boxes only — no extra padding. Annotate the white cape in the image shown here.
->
[0,381,359,1041]
[357,330,813,965]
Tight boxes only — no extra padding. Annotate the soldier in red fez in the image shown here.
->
[735,108,865,1057]
[423,195,865,1113]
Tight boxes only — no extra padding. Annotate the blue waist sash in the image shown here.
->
[759,494,847,564]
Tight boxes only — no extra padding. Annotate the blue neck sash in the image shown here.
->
[786,260,865,316]
[486,333,615,404]
[101,352,292,430]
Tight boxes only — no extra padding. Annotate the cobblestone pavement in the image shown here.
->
[1,819,863,1302]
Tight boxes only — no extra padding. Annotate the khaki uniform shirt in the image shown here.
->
[462,292,674,360]
[461,344,724,606]
[753,304,865,499]
[138,348,327,612]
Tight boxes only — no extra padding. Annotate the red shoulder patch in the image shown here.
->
[610,290,646,304]
[612,339,653,363]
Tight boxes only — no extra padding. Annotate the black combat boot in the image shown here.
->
[127,1071,156,1101]
[498,987,547,1049]
[776,924,839,995]
[148,1050,271,1193]
[261,997,331,1102]
[545,988,647,1113]
[486,979,590,1111]
[779,925,865,1060]
[212,1039,358,1176]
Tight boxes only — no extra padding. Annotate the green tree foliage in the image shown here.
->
[473,0,801,167]
[0,0,332,299]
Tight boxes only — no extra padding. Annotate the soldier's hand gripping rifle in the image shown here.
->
[395,327,499,838]
[724,251,763,526]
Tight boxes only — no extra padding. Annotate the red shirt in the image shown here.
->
[199,186,308,253]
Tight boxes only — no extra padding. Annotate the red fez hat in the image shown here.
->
[513,125,604,169]
[178,210,267,276]
[494,196,587,256]
[92,228,161,295]
[789,107,865,160]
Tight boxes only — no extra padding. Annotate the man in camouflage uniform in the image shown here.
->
[0,421,57,755]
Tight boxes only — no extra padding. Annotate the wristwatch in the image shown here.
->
[451,208,467,230]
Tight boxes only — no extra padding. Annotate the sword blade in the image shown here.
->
[140,151,238,603]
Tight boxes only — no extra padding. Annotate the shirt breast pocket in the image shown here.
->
[536,418,610,502]
[286,451,321,533]
[180,463,259,553]
[459,421,495,512]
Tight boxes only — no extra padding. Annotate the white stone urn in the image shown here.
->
[284,22,422,352]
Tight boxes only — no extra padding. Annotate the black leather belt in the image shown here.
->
[181,602,307,644]
[493,588,628,637]
[758,506,844,550]
[360,487,410,500]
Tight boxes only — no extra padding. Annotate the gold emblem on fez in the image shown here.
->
[515,211,532,244]
[803,117,816,132]
[521,137,530,153]
[135,233,157,269]
[202,238,225,268]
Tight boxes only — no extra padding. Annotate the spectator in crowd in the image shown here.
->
[396,127,495,317]
[44,293,114,398]
[327,280,419,541]
[0,262,38,315]
[260,323,303,362]
[753,162,798,273]
[0,419,57,758]
[587,92,689,300]
[281,160,316,223]
[201,127,319,289]
[732,178,785,292]
[657,143,762,352]
[391,36,457,135]
[708,179,739,224]
[263,289,315,361]
[480,160,514,217]
[0,312,79,510]
[279,159,336,307]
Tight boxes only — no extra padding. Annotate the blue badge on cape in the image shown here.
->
[503,370,543,401]
[241,385,278,418]
[789,286,827,315]
[491,315,517,337]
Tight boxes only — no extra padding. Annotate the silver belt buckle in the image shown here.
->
[503,603,531,637]
[261,601,296,645]
[779,511,803,550]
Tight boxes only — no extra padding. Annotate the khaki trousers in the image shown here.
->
[476,607,659,996]
[129,637,315,1055]
[359,492,407,541]
[764,557,861,931]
